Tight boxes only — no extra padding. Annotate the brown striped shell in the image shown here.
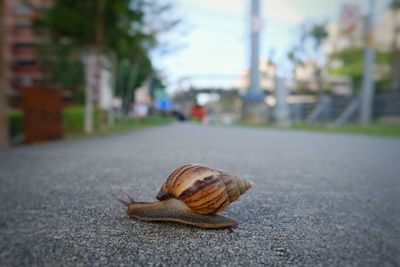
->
[156,164,253,215]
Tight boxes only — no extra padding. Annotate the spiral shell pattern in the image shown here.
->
[156,164,253,215]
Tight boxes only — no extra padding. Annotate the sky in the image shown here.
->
[152,0,391,91]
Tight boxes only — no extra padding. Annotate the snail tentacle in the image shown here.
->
[116,193,135,207]
[116,197,130,207]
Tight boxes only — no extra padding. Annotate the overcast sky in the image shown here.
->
[152,0,391,90]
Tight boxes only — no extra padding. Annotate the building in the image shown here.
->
[324,5,400,55]
[236,59,277,94]
[2,0,52,102]
[322,5,400,92]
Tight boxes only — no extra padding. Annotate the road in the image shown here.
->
[1,123,399,266]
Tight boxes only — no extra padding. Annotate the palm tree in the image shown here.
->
[308,24,328,96]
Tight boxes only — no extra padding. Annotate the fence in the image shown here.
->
[286,91,400,123]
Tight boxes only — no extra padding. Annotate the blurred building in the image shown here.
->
[236,59,277,94]
[293,60,318,85]
[2,0,52,102]
[322,4,400,92]
[324,5,400,58]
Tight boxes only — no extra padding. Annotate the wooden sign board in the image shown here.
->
[23,89,63,144]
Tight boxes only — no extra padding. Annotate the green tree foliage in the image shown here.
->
[290,22,328,61]
[391,0,400,9]
[329,47,392,92]
[308,24,328,50]
[35,0,179,95]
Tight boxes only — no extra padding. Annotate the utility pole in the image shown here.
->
[84,0,105,134]
[95,0,105,133]
[242,0,267,123]
[0,0,9,148]
[248,0,261,99]
[360,0,375,125]
[84,52,94,134]
[274,77,290,126]
[391,1,400,90]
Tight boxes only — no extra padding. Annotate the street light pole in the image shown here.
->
[248,0,261,99]
[242,0,267,123]
[360,0,375,125]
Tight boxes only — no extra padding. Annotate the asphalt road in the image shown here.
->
[1,123,400,266]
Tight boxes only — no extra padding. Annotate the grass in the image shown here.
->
[239,120,400,138]
[63,106,96,132]
[290,121,400,137]
[64,115,172,140]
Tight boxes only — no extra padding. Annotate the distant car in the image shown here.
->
[171,110,186,121]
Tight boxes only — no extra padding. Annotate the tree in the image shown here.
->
[287,22,328,94]
[329,47,392,92]
[34,0,179,132]
[35,0,179,96]
[287,46,302,77]
[306,23,328,95]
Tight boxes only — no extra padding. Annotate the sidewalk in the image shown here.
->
[1,124,399,266]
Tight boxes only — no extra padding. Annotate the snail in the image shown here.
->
[117,164,253,229]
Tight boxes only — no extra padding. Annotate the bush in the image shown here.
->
[63,106,86,132]
[8,106,87,138]
[8,106,172,142]
[8,110,23,139]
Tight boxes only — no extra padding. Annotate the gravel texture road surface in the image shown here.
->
[1,124,399,266]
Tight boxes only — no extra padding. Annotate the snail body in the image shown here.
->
[118,164,253,229]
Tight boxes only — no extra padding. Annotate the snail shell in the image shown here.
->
[156,164,253,215]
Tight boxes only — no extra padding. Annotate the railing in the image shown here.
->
[290,92,400,124]
[374,91,400,117]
